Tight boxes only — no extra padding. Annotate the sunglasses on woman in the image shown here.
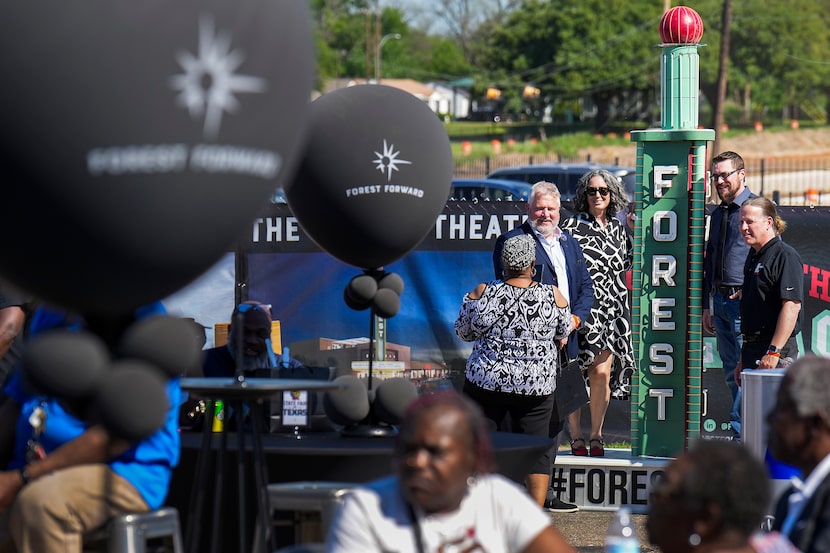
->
[586,187,609,197]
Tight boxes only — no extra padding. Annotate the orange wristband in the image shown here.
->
[572,315,580,329]
[766,351,781,358]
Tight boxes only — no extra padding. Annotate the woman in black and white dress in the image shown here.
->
[455,233,571,506]
[560,168,636,457]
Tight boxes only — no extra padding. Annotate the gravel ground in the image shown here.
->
[551,510,659,553]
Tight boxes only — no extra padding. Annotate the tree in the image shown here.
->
[314,0,830,128]
[478,0,663,129]
[311,0,376,82]
[711,0,732,157]
[727,0,830,124]
[433,0,520,58]
[311,1,472,86]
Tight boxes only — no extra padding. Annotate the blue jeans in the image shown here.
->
[711,291,743,430]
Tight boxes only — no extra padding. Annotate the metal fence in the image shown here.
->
[453,153,830,206]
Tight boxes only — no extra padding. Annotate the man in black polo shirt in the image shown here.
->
[736,197,803,429]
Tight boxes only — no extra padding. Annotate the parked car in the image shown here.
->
[486,162,636,204]
[448,178,532,202]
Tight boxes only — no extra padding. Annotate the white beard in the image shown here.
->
[227,340,273,372]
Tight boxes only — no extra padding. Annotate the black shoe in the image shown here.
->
[543,497,579,513]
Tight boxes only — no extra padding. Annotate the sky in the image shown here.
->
[381,0,452,36]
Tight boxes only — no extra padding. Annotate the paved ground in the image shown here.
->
[532,400,657,552]
[551,510,658,553]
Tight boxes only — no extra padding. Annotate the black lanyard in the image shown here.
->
[406,502,426,553]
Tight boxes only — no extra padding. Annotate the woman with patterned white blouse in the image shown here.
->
[455,233,571,506]
[560,169,636,458]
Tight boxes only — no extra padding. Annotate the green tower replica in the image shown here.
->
[630,6,715,457]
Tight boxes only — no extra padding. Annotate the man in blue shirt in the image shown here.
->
[702,151,756,436]
[0,306,182,553]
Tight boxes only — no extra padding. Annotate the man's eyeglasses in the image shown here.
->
[710,168,740,183]
[586,187,610,197]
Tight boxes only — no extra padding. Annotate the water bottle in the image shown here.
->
[605,507,639,553]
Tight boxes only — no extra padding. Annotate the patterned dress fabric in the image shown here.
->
[455,280,571,396]
[561,213,635,400]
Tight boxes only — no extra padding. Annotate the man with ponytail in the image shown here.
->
[735,197,804,413]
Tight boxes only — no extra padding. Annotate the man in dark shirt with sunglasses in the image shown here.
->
[702,151,755,437]
[192,301,304,431]
[203,300,302,378]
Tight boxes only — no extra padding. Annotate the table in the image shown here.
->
[168,427,553,550]
[179,377,345,553]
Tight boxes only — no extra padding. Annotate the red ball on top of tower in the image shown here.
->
[659,6,704,45]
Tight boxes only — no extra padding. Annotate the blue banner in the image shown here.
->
[166,203,830,376]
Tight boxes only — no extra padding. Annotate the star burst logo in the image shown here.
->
[372,139,412,181]
[170,15,267,139]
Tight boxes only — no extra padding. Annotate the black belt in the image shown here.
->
[716,284,741,296]
[742,333,772,344]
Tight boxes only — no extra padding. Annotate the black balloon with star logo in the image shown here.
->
[285,84,453,269]
[0,1,314,443]
[0,1,314,318]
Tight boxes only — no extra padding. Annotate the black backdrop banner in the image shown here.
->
[235,203,830,372]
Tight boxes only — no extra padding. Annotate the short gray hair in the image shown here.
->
[529,181,561,204]
[786,355,830,419]
[501,234,536,272]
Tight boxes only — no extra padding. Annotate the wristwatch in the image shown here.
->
[767,345,779,354]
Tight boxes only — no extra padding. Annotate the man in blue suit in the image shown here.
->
[493,180,594,513]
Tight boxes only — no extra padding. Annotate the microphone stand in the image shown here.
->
[338,306,396,438]
[367,306,375,393]
[233,311,247,385]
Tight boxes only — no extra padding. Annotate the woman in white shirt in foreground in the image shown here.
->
[326,389,577,553]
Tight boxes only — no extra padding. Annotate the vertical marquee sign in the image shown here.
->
[630,7,715,457]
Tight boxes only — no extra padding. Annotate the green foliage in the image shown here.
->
[729,0,830,118]
[308,0,830,128]
[476,0,664,128]
[309,1,472,85]
[446,128,635,159]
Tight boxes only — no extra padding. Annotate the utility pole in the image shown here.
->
[375,1,381,81]
[712,0,733,183]
[365,9,372,81]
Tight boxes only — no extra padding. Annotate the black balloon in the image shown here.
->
[285,85,453,269]
[371,377,418,425]
[322,375,370,426]
[344,274,378,311]
[0,1,314,316]
[117,315,204,379]
[23,330,110,400]
[95,360,169,441]
[372,288,401,319]
[377,272,404,295]
[343,287,370,311]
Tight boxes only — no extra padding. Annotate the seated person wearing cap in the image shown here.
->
[194,302,305,432]
[203,301,302,378]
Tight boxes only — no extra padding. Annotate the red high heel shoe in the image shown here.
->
[589,438,605,457]
[570,437,588,456]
